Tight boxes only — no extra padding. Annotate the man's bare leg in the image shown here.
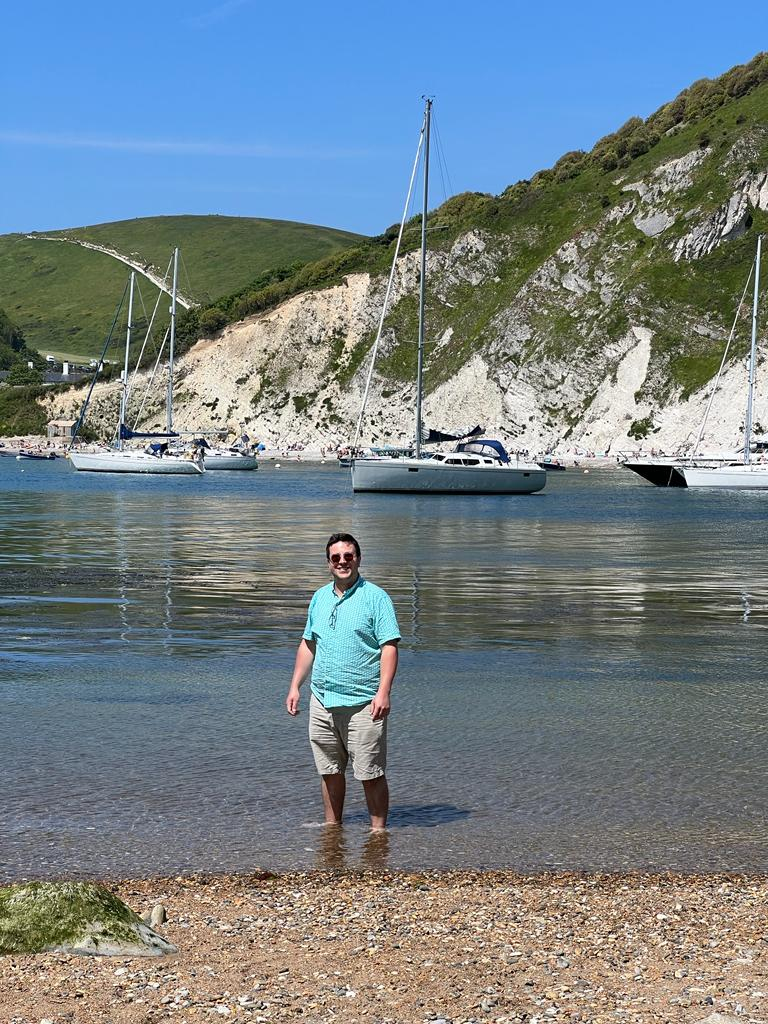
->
[362,775,389,830]
[321,773,346,824]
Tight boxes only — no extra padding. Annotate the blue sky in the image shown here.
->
[1,0,765,237]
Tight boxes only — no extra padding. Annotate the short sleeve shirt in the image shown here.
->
[302,575,400,708]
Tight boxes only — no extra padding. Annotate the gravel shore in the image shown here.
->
[1,870,766,1023]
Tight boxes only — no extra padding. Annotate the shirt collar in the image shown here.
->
[331,574,365,601]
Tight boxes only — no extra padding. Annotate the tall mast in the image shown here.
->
[414,97,431,459]
[167,247,179,435]
[744,233,762,465]
[118,272,135,451]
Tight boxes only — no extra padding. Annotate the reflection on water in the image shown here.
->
[1,458,768,879]
[309,825,391,872]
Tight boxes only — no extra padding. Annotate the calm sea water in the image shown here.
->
[1,455,768,880]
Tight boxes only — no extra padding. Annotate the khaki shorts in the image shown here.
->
[309,693,387,781]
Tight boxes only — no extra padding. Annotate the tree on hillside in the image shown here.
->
[6,363,44,386]
[0,307,26,351]
[0,307,46,371]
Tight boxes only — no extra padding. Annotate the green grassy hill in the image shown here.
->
[0,215,363,360]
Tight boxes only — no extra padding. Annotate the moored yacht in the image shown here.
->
[349,98,545,497]
[682,462,768,488]
[683,234,766,490]
[200,447,258,470]
[69,447,203,474]
[69,250,204,476]
[352,439,546,494]
[620,456,689,487]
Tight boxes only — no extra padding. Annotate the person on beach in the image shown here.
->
[286,533,400,830]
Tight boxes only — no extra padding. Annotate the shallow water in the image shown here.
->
[1,456,767,878]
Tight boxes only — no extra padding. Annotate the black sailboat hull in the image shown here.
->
[622,461,687,487]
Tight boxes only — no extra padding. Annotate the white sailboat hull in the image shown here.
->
[682,464,768,489]
[69,450,204,475]
[202,451,258,470]
[351,457,546,494]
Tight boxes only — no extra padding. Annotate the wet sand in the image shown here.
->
[1,869,766,1023]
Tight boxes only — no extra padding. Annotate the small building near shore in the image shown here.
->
[47,418,77,441]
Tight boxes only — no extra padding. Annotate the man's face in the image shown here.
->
[327,541,360,586]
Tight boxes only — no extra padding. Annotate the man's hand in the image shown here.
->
[372,641,397,720]
[286,639,315,716]
[371,690,390,721]
[286,685,301,716]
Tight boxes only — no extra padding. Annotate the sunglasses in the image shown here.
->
[329,552,357,564]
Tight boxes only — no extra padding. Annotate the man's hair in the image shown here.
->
[326,532,361,560]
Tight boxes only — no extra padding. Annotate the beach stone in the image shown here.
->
[150,904,168,928]
[0,881,177,957]
[694,1015,742,1024]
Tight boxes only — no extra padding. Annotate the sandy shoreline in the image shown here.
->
[0,435,624,468]
[2,869,767,1023]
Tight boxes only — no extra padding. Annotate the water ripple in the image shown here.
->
[2,459,768,878]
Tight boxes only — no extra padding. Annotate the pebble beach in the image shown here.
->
[2,870,767,1023]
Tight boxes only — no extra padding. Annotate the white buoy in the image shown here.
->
[275,463,281,468]
[583,469,590,474]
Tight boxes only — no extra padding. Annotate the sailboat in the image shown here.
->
[350,99,545,495]
[189,436,259,471]
[620,451,741,488]
[621,236,766,488]
[683,234,768,489]
[69,249,204,475]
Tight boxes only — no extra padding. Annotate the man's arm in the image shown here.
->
[286,638,316,716]
[371,640,398,721]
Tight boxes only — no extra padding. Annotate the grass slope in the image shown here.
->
[0,215,363,359]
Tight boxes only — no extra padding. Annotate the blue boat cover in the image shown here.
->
[456,439,510,463]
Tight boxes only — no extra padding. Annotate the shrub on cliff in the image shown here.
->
[0,385,46,436]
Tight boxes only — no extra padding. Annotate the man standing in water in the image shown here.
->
[286,533,400,830]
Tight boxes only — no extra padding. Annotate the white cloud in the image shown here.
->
[185,0,252,29]
[0,131,376,161]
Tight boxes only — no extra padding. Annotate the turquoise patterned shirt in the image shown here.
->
[303,575,401,708]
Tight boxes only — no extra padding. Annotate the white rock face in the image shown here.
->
[652,357,755,452]
[623,148,712,239]
[672,170,768,261]
[652,148,710,193]
[634,211,675,237]
[573,327,653,451]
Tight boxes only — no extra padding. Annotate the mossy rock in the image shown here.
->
[0,881,177,957]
